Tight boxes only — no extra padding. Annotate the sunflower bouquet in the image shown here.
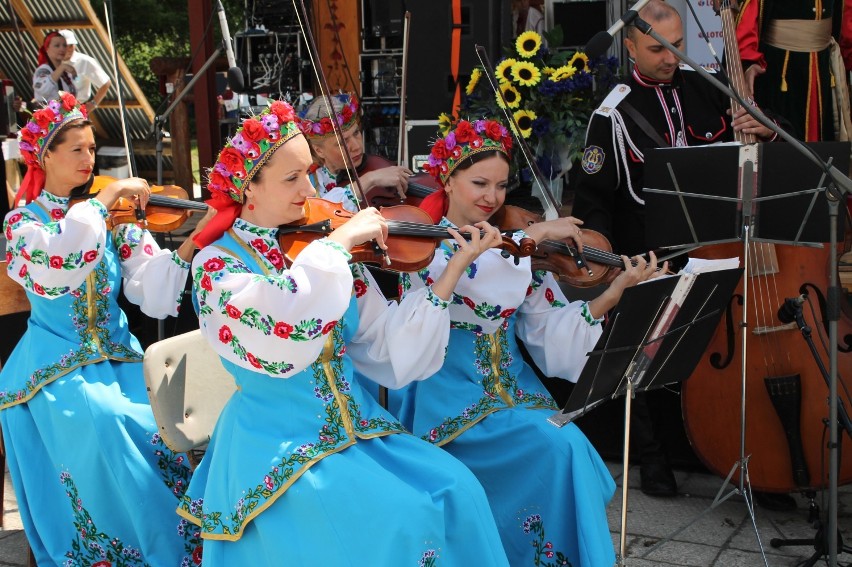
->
[453,28,620,180]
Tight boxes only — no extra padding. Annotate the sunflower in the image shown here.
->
[465,68,482,96]
[550,65,577,82]
[495,58,518,84]
[438,112,454,135]
[542,66,556,77]
[515,31,542,58]
[496,83,522,109]
[568,52,590,72]
[513,109,537,138]
[511,61,542,87]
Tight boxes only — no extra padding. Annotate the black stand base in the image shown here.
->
[771,522,852,567]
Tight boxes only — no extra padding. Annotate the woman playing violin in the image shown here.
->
[180,99,512,565]
[1,93,212,565]
[394,117,665,566]
[297,92,412,211]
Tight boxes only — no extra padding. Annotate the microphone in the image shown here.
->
[216,0,244,92]
[777,294,807,324]
[585,0,653,59]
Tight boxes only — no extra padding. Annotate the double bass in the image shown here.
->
[680,0,852,493]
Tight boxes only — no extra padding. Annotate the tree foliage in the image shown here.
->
[88,0,244,105]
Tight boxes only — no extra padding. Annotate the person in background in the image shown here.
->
[32,32,76,103]
[298,92,412,212]
[512,0,545,37]
[58,29,111,115]
[179,99,512,565]
[572,0,787,506]
[734,0,851,142]
[2,92,213,565]
[393,116,663,566]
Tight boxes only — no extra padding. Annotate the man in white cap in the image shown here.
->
[58,29,110,114]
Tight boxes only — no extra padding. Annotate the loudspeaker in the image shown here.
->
[367,0,405,38]
[405,120,440,171]
[405,0,511,120]
[552,0,607,48]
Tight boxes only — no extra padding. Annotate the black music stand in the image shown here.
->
[548,266,742,566]
[637,141,849,565]
[643,142,847,250]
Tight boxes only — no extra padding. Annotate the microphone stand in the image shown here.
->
[632,15,851,566]
[152,46,222,189]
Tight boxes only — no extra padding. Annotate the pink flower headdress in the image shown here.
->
[296,93,360,139]
[17,92,87,204]
[194,100,303,248]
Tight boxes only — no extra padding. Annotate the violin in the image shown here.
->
[491,205,643,287]
[337,154,442,208]
[73,175,207,232]
[277,198,537,272]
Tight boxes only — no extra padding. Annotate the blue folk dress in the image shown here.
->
[1,192,201,567]
[179,219,508,566]
[395,227,617,567]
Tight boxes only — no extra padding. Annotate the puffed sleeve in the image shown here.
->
[515,270,604,381]
[318,183,360,213]
[347,263,450,388]
[114,223,190,319]
[735,0,766,69]
[3,198,109,297]
[32,65,59,101]
[193,238,354,377]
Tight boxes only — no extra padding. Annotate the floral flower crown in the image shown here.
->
[424,118,513,187]
[296,92,360,138]
[18,92,87,170]
[208,100,302,203]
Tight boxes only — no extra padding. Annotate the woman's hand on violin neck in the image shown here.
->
[362,166,413,194]
[525,217,585,250]
[432,221,502,301]
[326,207,389,252]
[448,222,502,266]
[95,177,151,211]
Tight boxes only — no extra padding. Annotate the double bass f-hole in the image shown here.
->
[708,292,743,370]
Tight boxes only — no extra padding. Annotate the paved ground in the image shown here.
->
[2,459,851,566]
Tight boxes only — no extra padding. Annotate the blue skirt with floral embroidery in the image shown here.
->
[443,408,616,567]
[193,432,510,566]
[0,360,200,567]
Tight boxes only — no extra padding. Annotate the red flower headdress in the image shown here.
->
[16,92,87,204]
[420,118,513,223]
[296,93,360,139]
[194,100,303,248]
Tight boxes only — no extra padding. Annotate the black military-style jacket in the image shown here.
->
[572,65,741,257]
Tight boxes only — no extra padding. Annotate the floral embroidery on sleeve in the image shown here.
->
[318,237,351,259]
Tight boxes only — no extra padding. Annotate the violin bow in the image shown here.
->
[292,0,388,263]
[103,0,145,224]
[396,11,411,166]
[474,45,562,222]
[292,0,368,206]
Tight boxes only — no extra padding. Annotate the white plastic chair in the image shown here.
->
[143,329,236,468]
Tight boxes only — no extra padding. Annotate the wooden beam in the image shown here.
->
[188,0,217,198]
[79,0,154,119]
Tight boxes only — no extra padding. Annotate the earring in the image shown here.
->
[247,203,255,211]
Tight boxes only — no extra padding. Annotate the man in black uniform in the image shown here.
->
[572,0,778,498]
